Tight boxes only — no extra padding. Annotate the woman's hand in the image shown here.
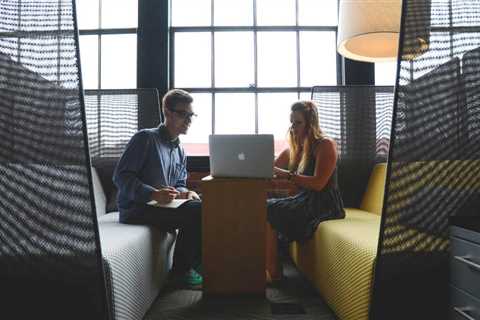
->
[273,166,290,179]
[151,187,179,204]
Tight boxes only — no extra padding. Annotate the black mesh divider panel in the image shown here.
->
[84,88,161,159]
[84,89,161,207]
[0,1,110,319]
[371,1,480,319]
[311,86,394,207]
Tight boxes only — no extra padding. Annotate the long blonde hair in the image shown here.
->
[288,100,325,173]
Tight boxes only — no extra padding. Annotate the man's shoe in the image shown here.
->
[167,268,203,290]
[176,268,203,290]
[194,263,202,275]
[183,268,203,289]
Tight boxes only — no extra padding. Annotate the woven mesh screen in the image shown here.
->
[84,89,161,200]
[311,86,394,207]
[371,1,480,319]
[0,1,110,319]
[84,89,161,160]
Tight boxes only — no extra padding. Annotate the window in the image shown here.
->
[171,0,339,155]
[77,0,137,89]
[375,61,397,86]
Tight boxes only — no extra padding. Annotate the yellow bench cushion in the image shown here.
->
[360,163,387,215]
[290,208,381,320]
[289,163,386,320]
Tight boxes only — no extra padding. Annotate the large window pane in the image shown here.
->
[375,61,397,86]
[300,91,311,101]
[169,0,343,163]
[258,92,297,155]
[79,35,99,89]
[101,0,138,28]
[256,0,296,26]
[77,0,99,29]
[257,32,297,87]
[182,93,212,155]
[298,0,337,26]
[300,31,337,86]
[215,93,255,134]
[214,0,253,26]
[172,0,211,27]
[174,33,211,88]
[215,32,254,87]
[101,34,137,89]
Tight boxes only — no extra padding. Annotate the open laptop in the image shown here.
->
[209,134,274,178]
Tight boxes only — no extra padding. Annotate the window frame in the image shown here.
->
[169,26,341,95]
[169,0,343,163]
[78,0,137,90]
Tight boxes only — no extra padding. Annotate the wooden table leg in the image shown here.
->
[202,177,267,295]
[266,223,281,281]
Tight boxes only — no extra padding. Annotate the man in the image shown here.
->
[113,89,202,287]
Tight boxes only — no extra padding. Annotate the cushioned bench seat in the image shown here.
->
[290,163,386,320]
[290,209,380,320]
[92,167,176,320]
[98,213,175,320]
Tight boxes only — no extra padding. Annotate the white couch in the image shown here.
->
[92,167,175,320]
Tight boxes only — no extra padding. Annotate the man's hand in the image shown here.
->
[178,190,201,200]
[151,187,179,204]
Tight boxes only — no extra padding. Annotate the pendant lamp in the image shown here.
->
[337,0,429,62]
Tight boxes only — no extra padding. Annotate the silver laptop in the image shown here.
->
[209,134,274,178]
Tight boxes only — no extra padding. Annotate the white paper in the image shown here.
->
[147,199,191,209]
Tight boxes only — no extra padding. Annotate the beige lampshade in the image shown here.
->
[337,0,402,63]
[338,0,430,62]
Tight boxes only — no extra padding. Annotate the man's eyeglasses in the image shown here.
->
[167,108,197,120]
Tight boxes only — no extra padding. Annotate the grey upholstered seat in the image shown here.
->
[98,212,175,320]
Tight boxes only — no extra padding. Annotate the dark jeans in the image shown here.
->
[124,200,202,274]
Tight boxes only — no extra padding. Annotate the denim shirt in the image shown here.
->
[113,124,188,220]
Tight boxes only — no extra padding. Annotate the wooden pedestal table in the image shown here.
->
[201,176,269,295]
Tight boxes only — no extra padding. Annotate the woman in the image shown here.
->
[268,100,345,243]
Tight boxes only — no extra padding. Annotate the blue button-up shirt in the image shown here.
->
[113,124,188,220]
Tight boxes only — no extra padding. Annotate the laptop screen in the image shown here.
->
[209,134,274,178]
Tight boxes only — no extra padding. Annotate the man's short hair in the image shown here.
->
[162,89,193,112]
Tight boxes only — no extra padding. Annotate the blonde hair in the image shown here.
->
[287,100,325,173]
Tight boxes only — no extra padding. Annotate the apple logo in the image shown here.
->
[238,152,246,161]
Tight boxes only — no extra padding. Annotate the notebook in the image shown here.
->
[209,134,274,178]
[147,199,191,209]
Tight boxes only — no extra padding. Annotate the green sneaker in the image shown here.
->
[194,264,202,275]
[182,268,203,288]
